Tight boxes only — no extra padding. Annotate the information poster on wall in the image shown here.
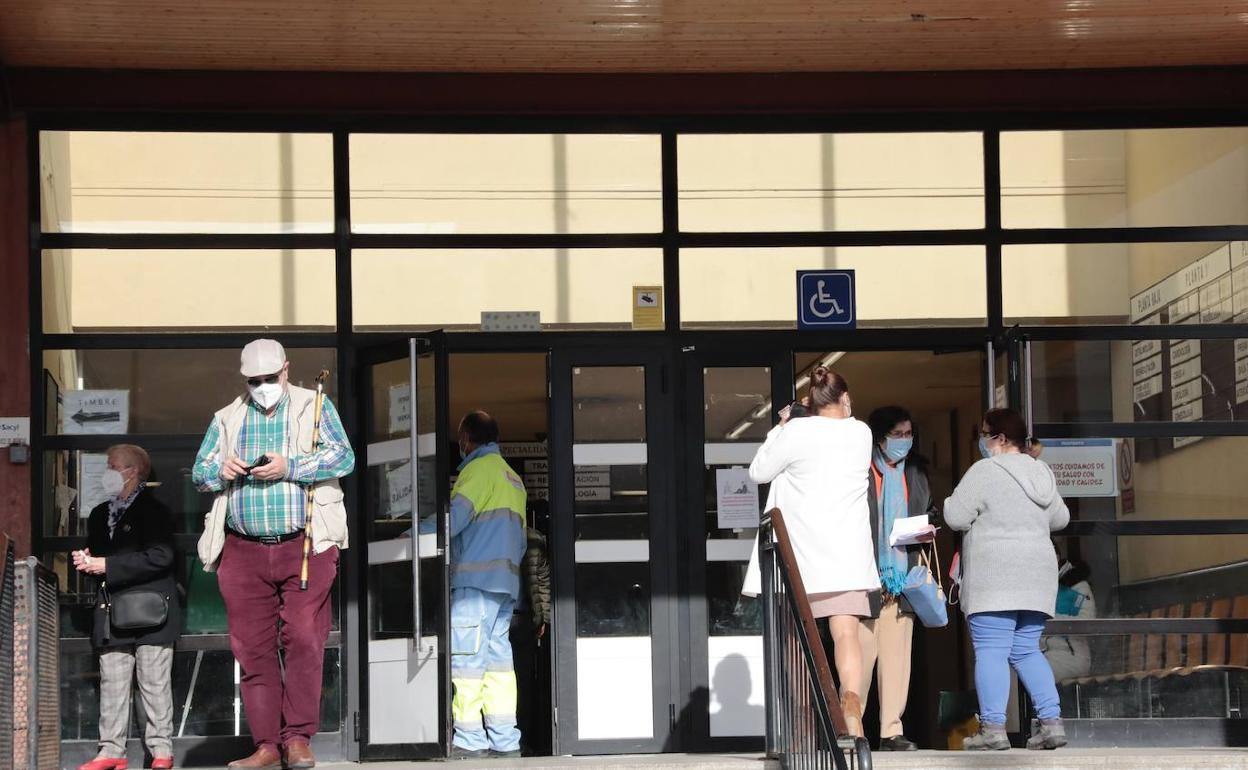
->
[716,467,760,529]
[1130,241,1248,457]
[63,390,129,435]
[1038,439,1118,498]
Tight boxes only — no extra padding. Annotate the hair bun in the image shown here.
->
[811,366,829,386]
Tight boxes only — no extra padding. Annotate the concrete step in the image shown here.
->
[322,749,1248,770]
[869,748,1248,770]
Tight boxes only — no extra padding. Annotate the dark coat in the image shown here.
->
[86,488,183,648]
[866,459,933,618]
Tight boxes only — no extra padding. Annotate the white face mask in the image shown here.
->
[101,468,127,499]
[249,382,285,410]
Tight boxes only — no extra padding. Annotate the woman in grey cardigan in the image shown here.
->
[944,409,1070,752]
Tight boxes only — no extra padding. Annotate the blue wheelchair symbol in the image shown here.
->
[797,270,856,330]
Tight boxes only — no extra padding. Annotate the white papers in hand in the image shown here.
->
[889,515,937,547]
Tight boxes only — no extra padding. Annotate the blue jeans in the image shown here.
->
[450,587,522,752]
[967,611,1062,726]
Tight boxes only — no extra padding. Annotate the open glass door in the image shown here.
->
[358,336,450,759]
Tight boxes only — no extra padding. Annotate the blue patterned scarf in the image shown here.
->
[873,447,910,597]
[107,486,142,538]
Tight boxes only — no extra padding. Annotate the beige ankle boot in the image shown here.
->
[839,691,864,738]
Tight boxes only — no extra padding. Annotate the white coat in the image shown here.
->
[741,415,880,597]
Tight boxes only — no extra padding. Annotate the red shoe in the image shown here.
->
[151,758,174,770]
[78,759,128,770]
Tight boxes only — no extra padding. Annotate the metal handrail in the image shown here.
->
[761,508,871,770]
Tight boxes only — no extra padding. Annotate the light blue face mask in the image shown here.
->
[884,436,913,463]
[978,436,993,459]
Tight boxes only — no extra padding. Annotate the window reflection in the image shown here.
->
[575,563,650,637]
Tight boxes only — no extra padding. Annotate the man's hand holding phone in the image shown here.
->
[220,456,249,482]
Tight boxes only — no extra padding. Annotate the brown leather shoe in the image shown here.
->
[227,747,282,770]
[283,742,316,770]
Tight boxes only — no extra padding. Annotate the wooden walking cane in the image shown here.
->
[300,369,331,591]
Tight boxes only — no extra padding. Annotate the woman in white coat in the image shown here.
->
[746,366,879,736]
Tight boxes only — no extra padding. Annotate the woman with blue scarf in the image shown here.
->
[860,406,932,752]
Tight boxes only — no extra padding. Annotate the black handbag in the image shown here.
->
[97,582,169,632]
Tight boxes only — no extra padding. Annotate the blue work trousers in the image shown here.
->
[967,610,1062,726]
[450,587,521,753]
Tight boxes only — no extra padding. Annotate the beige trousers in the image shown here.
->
[858,599,915,739]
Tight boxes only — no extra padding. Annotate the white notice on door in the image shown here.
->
[388,384,412,433]
[715,467,760,529]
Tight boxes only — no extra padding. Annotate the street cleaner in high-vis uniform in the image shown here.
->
[425,410,527,758]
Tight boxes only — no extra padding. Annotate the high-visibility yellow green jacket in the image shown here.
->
[449,444,527,598]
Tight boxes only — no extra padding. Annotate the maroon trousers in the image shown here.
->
[217,533,338,751]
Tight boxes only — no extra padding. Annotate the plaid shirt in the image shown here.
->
[192,392,354,537]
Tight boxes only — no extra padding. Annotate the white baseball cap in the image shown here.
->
[240,339,287,378]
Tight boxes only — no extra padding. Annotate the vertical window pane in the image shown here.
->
[679,133,984,232]
[350,134,661,233]
[1002,128,1248,229]
[40,132,333,234]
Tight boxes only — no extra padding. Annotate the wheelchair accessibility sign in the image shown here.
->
[797,270,856,330]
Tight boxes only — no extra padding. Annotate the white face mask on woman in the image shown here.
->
[100,468,127,498]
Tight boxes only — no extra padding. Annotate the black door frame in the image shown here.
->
[548,343,682,754]
[679,344,793,752]
[351,334,452,761]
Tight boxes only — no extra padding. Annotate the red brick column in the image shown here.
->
[0,118,31,557]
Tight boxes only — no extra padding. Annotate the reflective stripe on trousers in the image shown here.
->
[450,587,521,753]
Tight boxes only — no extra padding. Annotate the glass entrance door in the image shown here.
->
[357,337,451,759]
[549,348,678,754]
[682,350,792,750]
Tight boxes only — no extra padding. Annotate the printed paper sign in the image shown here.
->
[716,467,760,529]
[1039,439,1117,498]
[386,461,414,518]
[63,390,129,435]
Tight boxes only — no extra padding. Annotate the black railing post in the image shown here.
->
[761,508,861,770]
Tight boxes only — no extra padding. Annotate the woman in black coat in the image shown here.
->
[74,444,181,770]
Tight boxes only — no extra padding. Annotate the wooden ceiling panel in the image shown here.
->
[2,0,1247,73]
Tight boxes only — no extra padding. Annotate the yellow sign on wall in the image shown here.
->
[632,286,664,330]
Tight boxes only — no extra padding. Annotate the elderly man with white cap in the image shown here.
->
[192,340,354,770]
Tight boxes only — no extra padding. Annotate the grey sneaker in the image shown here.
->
[450,746,489,760]
[1027,719,1067,750]
[962,722,1010,751]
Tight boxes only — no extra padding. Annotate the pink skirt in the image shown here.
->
[807,590,871,619]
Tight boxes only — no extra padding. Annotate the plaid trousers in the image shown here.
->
[98,644,174,758]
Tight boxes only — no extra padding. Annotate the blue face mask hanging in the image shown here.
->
[884,437,913,463]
